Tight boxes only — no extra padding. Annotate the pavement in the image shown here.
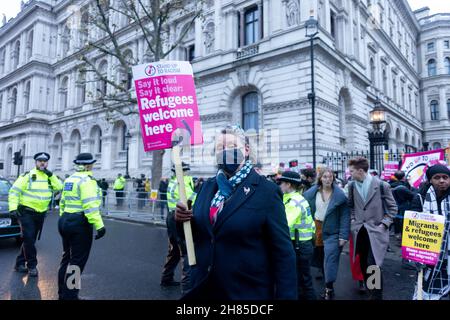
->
[0,209,418,300]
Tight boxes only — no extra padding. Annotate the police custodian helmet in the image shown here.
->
[278,171,302,186]
[73,153,97,165]
[171,162,190,172]
[34,152,50,161]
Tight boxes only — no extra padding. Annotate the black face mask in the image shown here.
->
[216,148,245,175]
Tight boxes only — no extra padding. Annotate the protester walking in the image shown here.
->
[347,157,397,300]
[304,167,350,300]
[175,125,297,300]
[410,164,450,300]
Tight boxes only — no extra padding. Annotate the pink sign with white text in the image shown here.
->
[132,61,203,152]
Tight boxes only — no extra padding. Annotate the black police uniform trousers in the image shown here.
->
[16,207,46,269]
[161,210,191,292]
[356,226,383,300]
[294,239,316,300]
[57,212,93,300]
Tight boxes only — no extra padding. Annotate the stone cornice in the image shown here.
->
[200,111,232,123]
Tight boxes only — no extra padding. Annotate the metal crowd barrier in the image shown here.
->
[101,190,169,224]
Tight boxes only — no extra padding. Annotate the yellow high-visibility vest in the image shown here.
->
[9,168,63,213]
[60,170,104,230]
[167,175,196,210]
[283,191,315,241]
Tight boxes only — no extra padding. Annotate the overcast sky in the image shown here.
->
[1,1,450,23]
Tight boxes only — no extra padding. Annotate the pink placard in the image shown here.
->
[132,61,203,152]
[401,246,439,265]
[400,149,445,189]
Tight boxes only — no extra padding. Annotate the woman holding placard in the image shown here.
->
[175,125,297,300]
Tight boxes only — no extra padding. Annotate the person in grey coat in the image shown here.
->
[347,157,397,300]
[304,167,350,300]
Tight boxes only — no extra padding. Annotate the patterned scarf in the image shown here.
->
[414,186,450,299]
[209,160,253,224]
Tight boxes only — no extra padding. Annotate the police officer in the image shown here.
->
[58,153,106,300]
[113,173,126,207]
[279,171,316,300]
[160,162,196,293]
[9,152,63,277]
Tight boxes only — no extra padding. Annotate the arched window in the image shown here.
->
[90,126,102,154]
[10,88,17,118]
[445,57,450,75]
[242,92,259,132]
[370,58,375,85]
[433,142,442,150]
[70,129,81,158]
[60,77,69,110]
[13,40,20,69]
[24,81,31,113]
[430,100,439,120]
[428,59,437,76]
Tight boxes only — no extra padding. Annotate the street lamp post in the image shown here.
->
[124,130,132,179]
[305,14,319,169]
[368,98,388,172]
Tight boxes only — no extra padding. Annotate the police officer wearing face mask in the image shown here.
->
[9,152,63,277]
[174,125,297,300]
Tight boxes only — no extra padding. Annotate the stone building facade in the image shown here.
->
[0,0,448,180]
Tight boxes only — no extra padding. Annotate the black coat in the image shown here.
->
[183,169,297,300]
[389,181,415,215]
[159,180,168,201]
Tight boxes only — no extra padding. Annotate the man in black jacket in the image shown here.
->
[389,171,416,237]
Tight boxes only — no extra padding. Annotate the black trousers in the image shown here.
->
[16,210,46,269]
[115,190,124,206]
[160,201,168,219]
[57,213,93,300]
[161,211,190,292]
[356,226,383,300]
[295,240,316,300]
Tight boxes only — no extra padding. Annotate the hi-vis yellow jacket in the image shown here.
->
[60,171,104,230]
[9,168,63,213]
[167,175,197,210]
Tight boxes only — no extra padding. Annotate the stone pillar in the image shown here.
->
[100,134,116,170]
[81,138,92,153]
[62,141,73,171]
[258,1,264,39]
[194,18,202,58]
[16,81,24,115]
[239,10,245,47]
[272,0,282,33]
[263,0,269,38]
[128,130,140,172]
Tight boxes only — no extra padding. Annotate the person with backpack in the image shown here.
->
[347,157,397,300]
